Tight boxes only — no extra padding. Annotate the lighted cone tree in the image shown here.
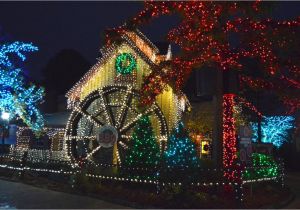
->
[164,122,199,167]
[124,115,160,168]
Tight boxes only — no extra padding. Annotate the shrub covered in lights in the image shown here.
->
[164,122,199,167]
[243,153,279,180]
[251,116,294,148]
[0,41,44,132]
[124,115,160,167]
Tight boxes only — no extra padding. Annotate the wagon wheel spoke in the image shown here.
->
[105,94,116,126]
[120,105,155,134]
[84,145,101,160]
[88,124,94,136]
[86,158,97,166]
[116,87,133,129]
[75,106,104,127]
[65,135,96,141]
[120,134,131,142]
[98,89,115,126]
[115,146,122,165]
[118,140,129,150]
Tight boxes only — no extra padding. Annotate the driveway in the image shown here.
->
[285,172,300,209]
[0,179,128,209]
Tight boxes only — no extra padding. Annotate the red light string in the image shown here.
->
[223,94,238,168]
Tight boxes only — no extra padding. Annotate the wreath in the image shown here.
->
[115,53,136,75]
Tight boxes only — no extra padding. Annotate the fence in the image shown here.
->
[7,146,70,162]
[0,152,284,203]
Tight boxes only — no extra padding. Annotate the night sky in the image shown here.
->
[0,1,299,82]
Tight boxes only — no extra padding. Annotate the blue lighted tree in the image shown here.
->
[0,41,44,132]
[164,122,199,167]
[251,116,294,148]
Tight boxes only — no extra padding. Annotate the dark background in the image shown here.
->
[0,1,298,81]
[0,1,181,81]
[0,1,299,113]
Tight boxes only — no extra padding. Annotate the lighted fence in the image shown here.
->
[5,146,70,163]
[0,154,284,203]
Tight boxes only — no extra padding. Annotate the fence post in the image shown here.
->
[19,151,28,179]
[234,166,244,207]
[280,160,285,188]
[156,163,164,194]
[156,140,166,194]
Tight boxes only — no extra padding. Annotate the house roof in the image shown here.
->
[44,111,71,127]
[65,29,161,100]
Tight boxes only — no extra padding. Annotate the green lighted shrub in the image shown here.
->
[243,153,279,180]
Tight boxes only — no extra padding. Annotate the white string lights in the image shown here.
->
[11,127,68,162]
[64,85,169,166]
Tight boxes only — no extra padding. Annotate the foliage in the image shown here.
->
[164,122,199,167]
[116,1,300,112]
[251,116,294,147]
[183,102,214,135]
[0,41,44,132]
[124,115,160,167]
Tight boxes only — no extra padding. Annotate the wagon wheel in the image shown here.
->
[64,85,168,166]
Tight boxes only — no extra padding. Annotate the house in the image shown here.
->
[64,29,187,165]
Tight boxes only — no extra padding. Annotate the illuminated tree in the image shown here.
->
[251,116,294,148]
[0,41,44,132]
[164,122,199,167]
[183,102,214,135]
[117,1,300,114]
[124,115,160,167]
[114,1,300,169]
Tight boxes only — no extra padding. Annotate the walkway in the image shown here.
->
[0,179,128,209]
[285,172,300,209]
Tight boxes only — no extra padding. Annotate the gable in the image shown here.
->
[79,43,154,101]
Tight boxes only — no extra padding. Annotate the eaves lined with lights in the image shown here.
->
[65,29,171,107]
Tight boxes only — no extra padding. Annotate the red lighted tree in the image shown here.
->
[120,1,300,112]
[104,1,299,168]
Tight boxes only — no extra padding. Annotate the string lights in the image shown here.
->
[0,41,44,132]
[223,94,237,170]
[10,127,68,162]
[122,1,300,113]
[62,30,190,167]
[65,85,169,165]
[164,122,199,167]
[243,153,279,180]
[0,41,38,67]
[251,116,295,147]
[124,115,160,167]
[115,53,137,75]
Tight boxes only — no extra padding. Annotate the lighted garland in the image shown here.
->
[115,53,136,75]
